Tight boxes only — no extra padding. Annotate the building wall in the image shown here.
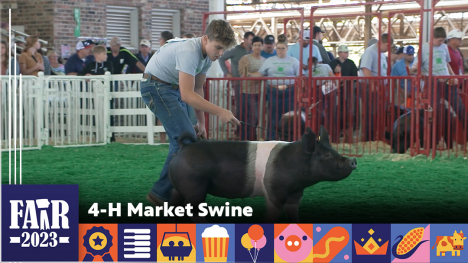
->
[1,0,209,55]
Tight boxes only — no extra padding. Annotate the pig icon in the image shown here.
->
[168,126,357,223]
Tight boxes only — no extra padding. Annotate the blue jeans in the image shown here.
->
[140,75,196,201]
[266,86,295,140]
[237,93,259,141]
[432,82,467,136]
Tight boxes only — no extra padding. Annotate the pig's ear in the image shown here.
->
[319,125,330,145]
[302,128,316,154]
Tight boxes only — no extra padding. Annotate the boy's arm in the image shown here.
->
[179,71,239,126]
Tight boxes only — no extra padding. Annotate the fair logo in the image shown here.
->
[1,185,79,261]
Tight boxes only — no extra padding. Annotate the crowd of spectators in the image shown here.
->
[1,23,467,142]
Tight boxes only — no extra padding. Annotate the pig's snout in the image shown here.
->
[348,158,357,170]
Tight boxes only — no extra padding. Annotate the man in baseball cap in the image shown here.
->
[312,25,331,64]
[391,45,415,98]
[106,36,145,74]
[128,39,153,74]
[329,44,358,77]
[64,40,94,75]
[447,29,465,75]
[261,35,277,58]
[287,29,322,75]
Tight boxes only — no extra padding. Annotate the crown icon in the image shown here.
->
[354,228,389,255]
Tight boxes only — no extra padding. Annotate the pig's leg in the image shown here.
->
[264,199,284,223]
[284,191,303,223]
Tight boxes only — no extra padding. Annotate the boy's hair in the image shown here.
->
[434,27,447,39]
[380,33,394,44]
[204,19,237,49]
[161,31,174,42]
[92,45,107,54]
[244,31,255,39]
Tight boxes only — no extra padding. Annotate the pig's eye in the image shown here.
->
[323,153,332,159]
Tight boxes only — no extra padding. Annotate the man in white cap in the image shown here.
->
[447,29,465,76]
[14,35,26,55]
[65,40,93,75]
[287,29,322,76]
[106,36,145,74]
[129,39,153,74]
[329,44,358,77]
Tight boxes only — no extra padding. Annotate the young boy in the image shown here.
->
[78,45,114,75]
[141,19,241,205]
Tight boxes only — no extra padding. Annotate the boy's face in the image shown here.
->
[202,36,226,61]
[94,52,107,62]
[433,37,446,47]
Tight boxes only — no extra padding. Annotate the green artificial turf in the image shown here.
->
[2,143,467,224]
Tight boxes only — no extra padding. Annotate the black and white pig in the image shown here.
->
[168,126,357,223]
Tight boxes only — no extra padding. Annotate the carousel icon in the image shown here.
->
[83,226,115,261]
[160,224,194,261]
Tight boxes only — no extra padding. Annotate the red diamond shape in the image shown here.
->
[368,243,375,250]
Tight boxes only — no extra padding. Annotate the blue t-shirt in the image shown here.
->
[287,42,322,75]
[145,37,212,85]
[64,53,86,74]
[261,50,277,59]
[391,59,414,92]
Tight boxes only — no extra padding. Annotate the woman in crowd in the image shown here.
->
[237,36,266,140]
[19,35,44,76]
[1,40,20,75]
[248,34,301,140]
[47,50,65,75]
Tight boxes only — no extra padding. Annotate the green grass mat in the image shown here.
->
[2,143,467,223]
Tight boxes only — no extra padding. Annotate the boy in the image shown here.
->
[78,45,114,75]
[141,19,241,205]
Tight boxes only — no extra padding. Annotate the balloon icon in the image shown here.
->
[241,233,254,250]
[251,235,267,250]
[248,225,264,241]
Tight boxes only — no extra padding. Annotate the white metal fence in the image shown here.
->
[1,72,166,152]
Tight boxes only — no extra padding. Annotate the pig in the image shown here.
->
[168,126,357,223]
[385,106,455,153]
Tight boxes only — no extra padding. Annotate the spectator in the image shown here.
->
[312,26,331,64]
[14,36,26,55]
[183,33,196,38]
[237,36,266,140]
[218,31,255,122]
[65,41,93,75]
[411,27,467,136]
[391,46,415,106]
[261,35,277,59]
[18,35,44,76]
[47,50,65,75]
[218,31,255,78]
[129,39,153,74]
[159,31,174,48]
[78,45,114,76]
[249,34,301,140]
[1,40,20,75]
[359,33,394,141]
[447,29,465,76]
[287,29,322,76]
[141,19,239,205]
[107,36,145,74]
[37,48,51,75]
[329,44,358,77]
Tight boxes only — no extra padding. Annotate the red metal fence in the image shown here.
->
[205,76,468,158]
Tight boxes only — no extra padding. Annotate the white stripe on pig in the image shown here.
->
[248,141,290,197]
